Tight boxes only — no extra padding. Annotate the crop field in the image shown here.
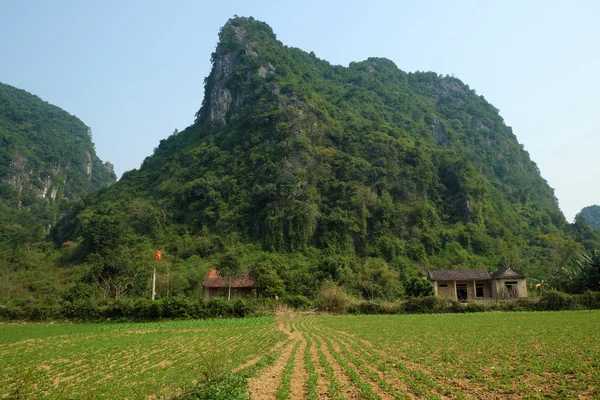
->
[1,311,599,399]
[0,317,285,398]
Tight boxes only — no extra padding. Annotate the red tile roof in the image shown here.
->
[202,269,255,288]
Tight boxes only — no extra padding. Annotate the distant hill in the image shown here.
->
[51,17,590,299]
[0,82,116,242]
[580,205,600,230]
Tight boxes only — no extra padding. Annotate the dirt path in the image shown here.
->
[247,339,296,400]
[246,313,448,399]
[289,337,308,399]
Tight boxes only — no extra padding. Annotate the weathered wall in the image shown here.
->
[493,279,528,298]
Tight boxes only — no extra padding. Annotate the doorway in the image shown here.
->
[456,284,468,302]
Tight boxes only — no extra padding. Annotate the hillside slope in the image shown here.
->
[0,82,116,239]
[52,17,584,298]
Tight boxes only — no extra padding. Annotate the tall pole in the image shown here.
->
[152,267,156,301]
[153,250,162,301]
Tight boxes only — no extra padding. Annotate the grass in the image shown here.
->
[1,311,599,398]
[0,317,284,399]
[318,311,600,398]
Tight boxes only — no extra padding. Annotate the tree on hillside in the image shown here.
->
[575,250,600,292]
[216,251,243,301]
[405,277,434,298]
[250,258,285,298]
[356,258,401,300]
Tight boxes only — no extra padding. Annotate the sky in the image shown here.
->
[1,0,598,221]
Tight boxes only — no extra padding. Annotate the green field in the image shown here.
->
[1,311,599,399]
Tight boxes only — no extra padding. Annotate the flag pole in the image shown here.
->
[153,250,162,301]
[152,266,156,301]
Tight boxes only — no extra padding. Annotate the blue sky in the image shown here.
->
[1,0,598,220]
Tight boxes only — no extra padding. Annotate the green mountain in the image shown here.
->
[580,205,600,230]
[52,17,588,299]
[0,82,116,240]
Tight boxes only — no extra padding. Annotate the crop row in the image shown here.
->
[0,318,284,399]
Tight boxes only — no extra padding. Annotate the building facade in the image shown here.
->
[202,270,255,300]
[428,268,527,302]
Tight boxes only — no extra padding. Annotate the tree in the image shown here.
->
[250,258,285,298]
[405,277,434,298]
[216,252,243,301]
[575,250,600,292]
[356,258,401,300]
[539,234,582,276]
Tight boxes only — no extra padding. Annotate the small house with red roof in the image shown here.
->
[202,269,255,300]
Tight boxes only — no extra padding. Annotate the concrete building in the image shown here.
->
[428,268,527,302]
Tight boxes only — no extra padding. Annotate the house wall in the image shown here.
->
[203,287,253,300]
[492,278,528,298]
[436,281,457,300]
[475,280,492,298]
[455,280,476,301]
[203,287,221,300]
[435,280,493,301]
[234,287,253,298]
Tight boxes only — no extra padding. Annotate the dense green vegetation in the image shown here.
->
[0,82,116,301]
[2,17,600,307]
[581,204,600,230]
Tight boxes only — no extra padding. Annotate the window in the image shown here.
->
[439,284,448,287]
[476,284,484,298]
[504,281,519,297]
[456,284,468,302]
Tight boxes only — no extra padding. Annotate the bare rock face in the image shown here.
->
[104,161,115,175]
[208,51,238,125]
[203,19,277,126]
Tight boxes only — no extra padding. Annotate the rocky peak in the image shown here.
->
[198,17,279,126]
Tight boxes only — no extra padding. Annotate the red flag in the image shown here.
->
[156,250,162,261]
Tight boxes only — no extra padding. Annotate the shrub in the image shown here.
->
[355,301,388,314]
[316,285,352,313]
[206,298,234,318]
[575,291,600,309]
[464,303,486,313]
[24,303,60,321]
[62,282,94,303]
[233,299,249,318]
[402,296,444,314]
[281,295,312,310]
[539,290,574,311]
[161,296,192,319]
[405,277,434,298]
[106,298,136,319]
[61,300,100,321]
[0,305,24,320]
[144,300,162,320]
[189,299,208,319]
[446,300,466,314]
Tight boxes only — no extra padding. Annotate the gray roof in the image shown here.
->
[490,267,526,279]
[428,269,491,281]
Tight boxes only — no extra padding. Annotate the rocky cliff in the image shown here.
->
[0,82,116,231]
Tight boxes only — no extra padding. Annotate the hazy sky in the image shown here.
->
[1,0,598,221]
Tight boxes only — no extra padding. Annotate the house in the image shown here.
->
[428,267,527,302]
[202,269,255,300]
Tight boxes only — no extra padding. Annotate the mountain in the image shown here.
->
[580,205,600,230]
[52,17,585,299]
[0,82,116,240]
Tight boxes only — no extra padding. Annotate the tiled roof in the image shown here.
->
[490,267,526,279]
[428,269,491,281]
[202,269,255,288]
